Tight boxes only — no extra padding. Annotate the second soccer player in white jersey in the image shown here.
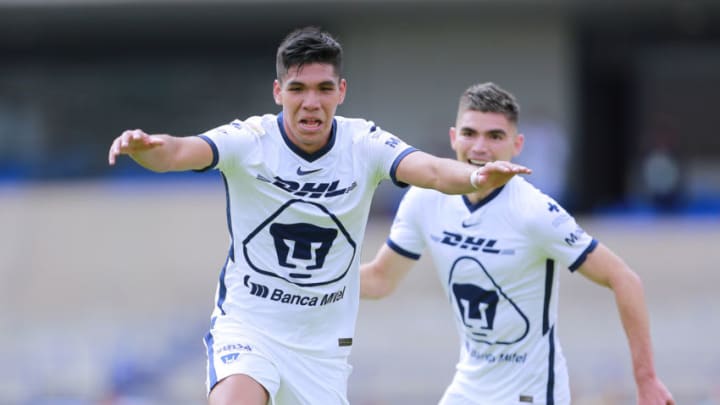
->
[360,83,674,405]
[107,28,530,405]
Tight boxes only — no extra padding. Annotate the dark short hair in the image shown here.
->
[458,82,520,125]
[276,26,343,81]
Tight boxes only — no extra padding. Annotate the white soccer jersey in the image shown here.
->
[198,113,415,360]
[388,176,598,405]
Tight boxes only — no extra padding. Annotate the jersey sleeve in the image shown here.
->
[196,117,265,173]
[356,120,418,187]
[386,187,426,260]
[518,186,598,272]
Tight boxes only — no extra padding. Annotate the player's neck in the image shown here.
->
[465,187,499,205]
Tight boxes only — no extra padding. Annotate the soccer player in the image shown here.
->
[107,28,529,405]
[360,83,674,405]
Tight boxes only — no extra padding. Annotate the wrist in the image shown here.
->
[634,367,657,383]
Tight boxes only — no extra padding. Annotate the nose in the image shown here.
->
[470,136,489,154]
[302,90,321,110]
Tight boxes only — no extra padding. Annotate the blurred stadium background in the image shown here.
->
[1,0,719,404]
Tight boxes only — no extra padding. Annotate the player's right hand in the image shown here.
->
[108,129,165,165]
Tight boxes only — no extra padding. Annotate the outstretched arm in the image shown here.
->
[578,243,674,405]
[394,151,530,195]
[361,244,417,299]
[108,129,213,172]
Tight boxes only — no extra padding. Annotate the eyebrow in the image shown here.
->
[486,129,507,136]
[459,127,507,136]
[286,80,338,87]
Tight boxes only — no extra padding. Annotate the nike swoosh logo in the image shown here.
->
[461,219,481,228]
[296,167,322,176]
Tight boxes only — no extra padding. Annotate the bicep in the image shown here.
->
[577,243,631,288]
[394,151,441,189]
[375,243,416,279]
[364,244,417,296]
[394,150,476,194]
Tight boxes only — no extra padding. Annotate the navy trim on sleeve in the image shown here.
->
[390,147,419,187]
[195,135,219,172]
[386,238,421,260]
[568,239,599,272]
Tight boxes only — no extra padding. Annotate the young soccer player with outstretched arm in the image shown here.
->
[107,28,529,405]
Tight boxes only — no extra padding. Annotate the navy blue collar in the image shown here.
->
[462,185,505,212]
[277,112,337,162]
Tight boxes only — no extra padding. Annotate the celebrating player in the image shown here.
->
[360,82,674,404]
[107,28,529,405]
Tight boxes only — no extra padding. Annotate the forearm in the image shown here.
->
[579,246,672,403]
[442,161,495,195]
[129,134,180,172]
[360,245,415,299]
[395,152,530,195]
[360,265,395,299]
[416,157,476,195]
[612,271,658,383]
[395,152,478,194]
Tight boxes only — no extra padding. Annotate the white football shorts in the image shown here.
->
[204,323,352,405]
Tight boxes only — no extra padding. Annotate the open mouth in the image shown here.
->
[300,119,323,131]
[468,159,487,167]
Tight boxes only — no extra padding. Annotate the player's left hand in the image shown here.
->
[637,376,675,405]
[471,160,532,190]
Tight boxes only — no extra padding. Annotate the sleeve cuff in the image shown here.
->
[569,239,599,272]
[194,135,219,172]
[386,238,421,260]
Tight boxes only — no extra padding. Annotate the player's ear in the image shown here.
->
[273,79,282,105]
[338,78,347,105]
[449,127,458,151]
[513,133,525,157]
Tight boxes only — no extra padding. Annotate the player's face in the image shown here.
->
[449,110,524,166]
[273,63,347,154]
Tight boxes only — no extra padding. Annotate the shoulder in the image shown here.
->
[200,115,278,169]
[393,186,440,230]
[399,186,446,209]
[336,115,410,154]
[204,115,274,139]
[409,185,445,200]
[235,114,277,137]
[335,115,390,140]
[505,176,553,211]
[334,116,376,132]
[507,176,580,235]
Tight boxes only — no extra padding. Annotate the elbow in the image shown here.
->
[362,280,395,300]
[361,268,397,300]
[362,292,383,301]
[626,269,644,291]
[609,266,644,293]
[369,284,395,300]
